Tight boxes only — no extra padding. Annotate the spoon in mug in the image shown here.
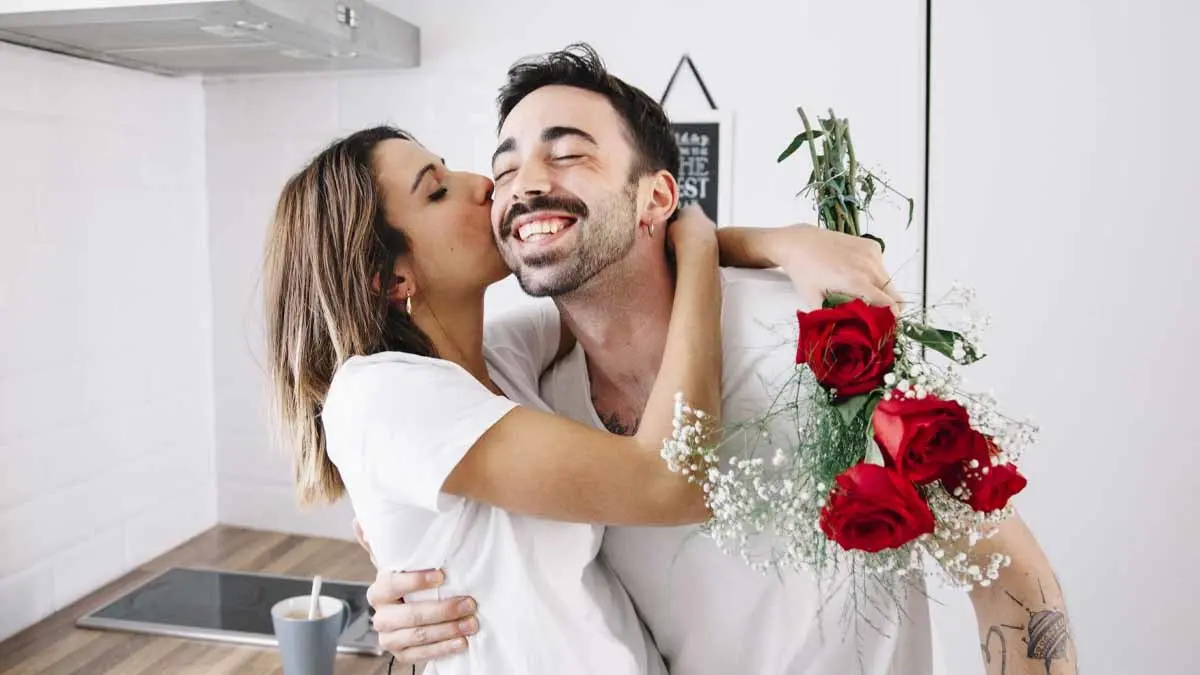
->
[307,575,322,619]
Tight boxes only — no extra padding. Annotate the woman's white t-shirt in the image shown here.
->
[321,302,665,675]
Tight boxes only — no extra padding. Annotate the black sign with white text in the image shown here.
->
[673,122,720,222]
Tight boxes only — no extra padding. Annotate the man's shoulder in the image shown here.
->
[719,266,794,291]
[719,268,802,339]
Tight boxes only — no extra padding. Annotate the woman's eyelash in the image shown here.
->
[429,187,448,202]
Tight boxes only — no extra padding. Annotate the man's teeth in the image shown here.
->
[518,218,572,242]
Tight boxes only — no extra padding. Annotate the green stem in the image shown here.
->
[797,107,828,229]
[831,199,856,237]
[841,115,860,237]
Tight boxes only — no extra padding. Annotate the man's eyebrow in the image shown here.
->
[542,126,597,146]
[492,127,598,167]
[492,137,516,167]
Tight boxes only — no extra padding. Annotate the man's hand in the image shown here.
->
[353,519,479,665]
[367,568,479,665]
[352,519,377,566]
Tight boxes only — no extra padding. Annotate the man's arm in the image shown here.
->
[969,514,1077,675]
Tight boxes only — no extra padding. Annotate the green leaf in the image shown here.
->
[822,291,857,308]
[835,393,874,426]
[864,441,886,467]
[777,131,825,163]
[901,323,985,364]
[859,174,876,204]
[834,390,884,430]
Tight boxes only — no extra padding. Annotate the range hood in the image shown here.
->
[0,0,419,76]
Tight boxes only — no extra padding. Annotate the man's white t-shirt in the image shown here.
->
[540,269,936,675]
[321,302,665,675]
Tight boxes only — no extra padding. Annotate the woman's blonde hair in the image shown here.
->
[263,126,435,506]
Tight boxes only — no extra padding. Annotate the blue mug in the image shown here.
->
[270,595,352,675]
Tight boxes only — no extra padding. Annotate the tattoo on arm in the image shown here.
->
[981,578,1073,674]
[600,412,638,436]
[982,627,1008,675]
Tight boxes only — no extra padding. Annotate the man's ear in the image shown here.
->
[371,257,416,309]
[639,169,679,233]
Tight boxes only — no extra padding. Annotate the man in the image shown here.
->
[365,45,1076,674]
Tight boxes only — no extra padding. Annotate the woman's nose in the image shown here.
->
[468,173,494,204]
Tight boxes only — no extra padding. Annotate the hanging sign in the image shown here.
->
[660,54,732,225]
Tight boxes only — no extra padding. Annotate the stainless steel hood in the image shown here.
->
[0,0,420,76]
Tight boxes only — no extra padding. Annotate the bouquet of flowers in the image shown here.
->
[662,108,1038,599]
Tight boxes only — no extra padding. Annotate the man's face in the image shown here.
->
[490,85,642,297]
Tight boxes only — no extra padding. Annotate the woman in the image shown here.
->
[263,125,886,674]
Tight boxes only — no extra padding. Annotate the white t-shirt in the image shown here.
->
[540,269,936,675]
[322,301,665,675]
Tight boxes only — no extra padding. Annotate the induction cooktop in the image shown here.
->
[76,567,381,655]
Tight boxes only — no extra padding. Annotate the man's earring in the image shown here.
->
[648,222,656,237]
[405,291,413,315]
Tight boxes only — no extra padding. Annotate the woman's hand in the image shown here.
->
[773,226,902,311]
[668,205,720,258]
[712,219,903,312]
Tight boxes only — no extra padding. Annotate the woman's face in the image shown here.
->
[372,138,509,300]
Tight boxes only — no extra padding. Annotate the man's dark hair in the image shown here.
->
[497,43,679,181]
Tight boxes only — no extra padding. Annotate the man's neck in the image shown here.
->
[554,245,674,425]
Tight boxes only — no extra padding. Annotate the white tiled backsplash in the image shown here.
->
[0,42,217,641]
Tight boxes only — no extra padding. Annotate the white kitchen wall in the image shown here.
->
[926,1,1200,674]
[206,0,929,539]
[0,43,216,641]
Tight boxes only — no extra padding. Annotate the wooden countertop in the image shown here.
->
[0,526,392,675]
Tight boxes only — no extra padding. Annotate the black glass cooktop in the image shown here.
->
[76,567,380,655]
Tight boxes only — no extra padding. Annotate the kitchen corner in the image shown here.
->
[0,527,389,675]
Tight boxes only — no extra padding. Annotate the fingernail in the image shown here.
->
[458,598,476,613]
[459,617,478,634]
[426,570,444,585]
[452,637,468,650]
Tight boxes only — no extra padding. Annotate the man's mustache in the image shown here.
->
[500,194,589,239]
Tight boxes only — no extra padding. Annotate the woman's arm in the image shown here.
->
[442,217,722,526]
[678,202,902,310]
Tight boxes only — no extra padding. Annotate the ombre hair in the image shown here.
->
[263,126,435,505]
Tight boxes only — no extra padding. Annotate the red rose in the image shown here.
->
[942,433,1028,512]
[819,463,936,553]
[796,299,896,398]
[872,396,975,484]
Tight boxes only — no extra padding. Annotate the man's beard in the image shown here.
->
[502,183,638,298]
